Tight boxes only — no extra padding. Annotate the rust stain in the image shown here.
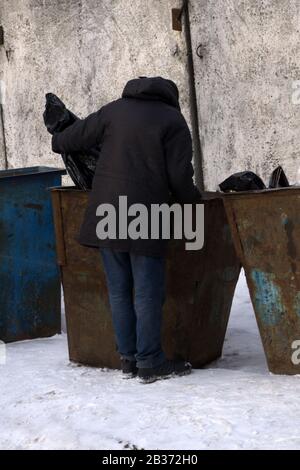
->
[282,216,297,275]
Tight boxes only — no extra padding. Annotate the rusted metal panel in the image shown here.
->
[51,188,241,369]
[163,197,241,367]
[223,187,300,374]
[0,166,66,342]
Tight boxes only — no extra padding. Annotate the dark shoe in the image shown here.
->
[138,359,192,384]
[121,358,138,378]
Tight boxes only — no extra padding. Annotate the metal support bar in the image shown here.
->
[181,0,204,190]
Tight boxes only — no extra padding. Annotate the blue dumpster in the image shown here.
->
[0,166,66,342]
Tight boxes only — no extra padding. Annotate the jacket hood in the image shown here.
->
[122,77,180,109]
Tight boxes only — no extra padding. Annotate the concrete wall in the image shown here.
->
[191,0,300,189]
[1,1,300,190]
[0,0,190,173]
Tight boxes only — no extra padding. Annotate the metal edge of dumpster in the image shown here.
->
[0,166,67,179]
[222,188,300,375]
[50,187,80,367]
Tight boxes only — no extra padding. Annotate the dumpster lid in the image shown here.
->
[0,166,67,179]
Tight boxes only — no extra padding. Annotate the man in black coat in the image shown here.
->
[52,76,202,383]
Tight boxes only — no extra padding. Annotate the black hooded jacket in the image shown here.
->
[52,77,201,257]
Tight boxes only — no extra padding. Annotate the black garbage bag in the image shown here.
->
[219,171,266,192]
[269,165,289,189]
[43,93,101,190]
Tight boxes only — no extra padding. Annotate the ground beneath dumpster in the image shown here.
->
[1,271,300,450]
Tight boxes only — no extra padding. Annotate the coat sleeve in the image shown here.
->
[164,114,202,204]
[51,108,105,154]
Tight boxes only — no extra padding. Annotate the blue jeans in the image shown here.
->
[100,248,166,368]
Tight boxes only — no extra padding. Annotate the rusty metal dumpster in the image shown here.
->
[51,187,240,369]
[0,166,66,342]
[223,187,300,375]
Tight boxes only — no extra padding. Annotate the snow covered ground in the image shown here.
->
[1,271,300,450]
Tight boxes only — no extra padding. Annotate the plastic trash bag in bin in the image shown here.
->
[219,171,266,192]
[269,166,289,189]
[219,166,289,193]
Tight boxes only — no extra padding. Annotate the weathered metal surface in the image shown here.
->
[223,187,300,375]
[0,166,66,342]
[51,188,241,369]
